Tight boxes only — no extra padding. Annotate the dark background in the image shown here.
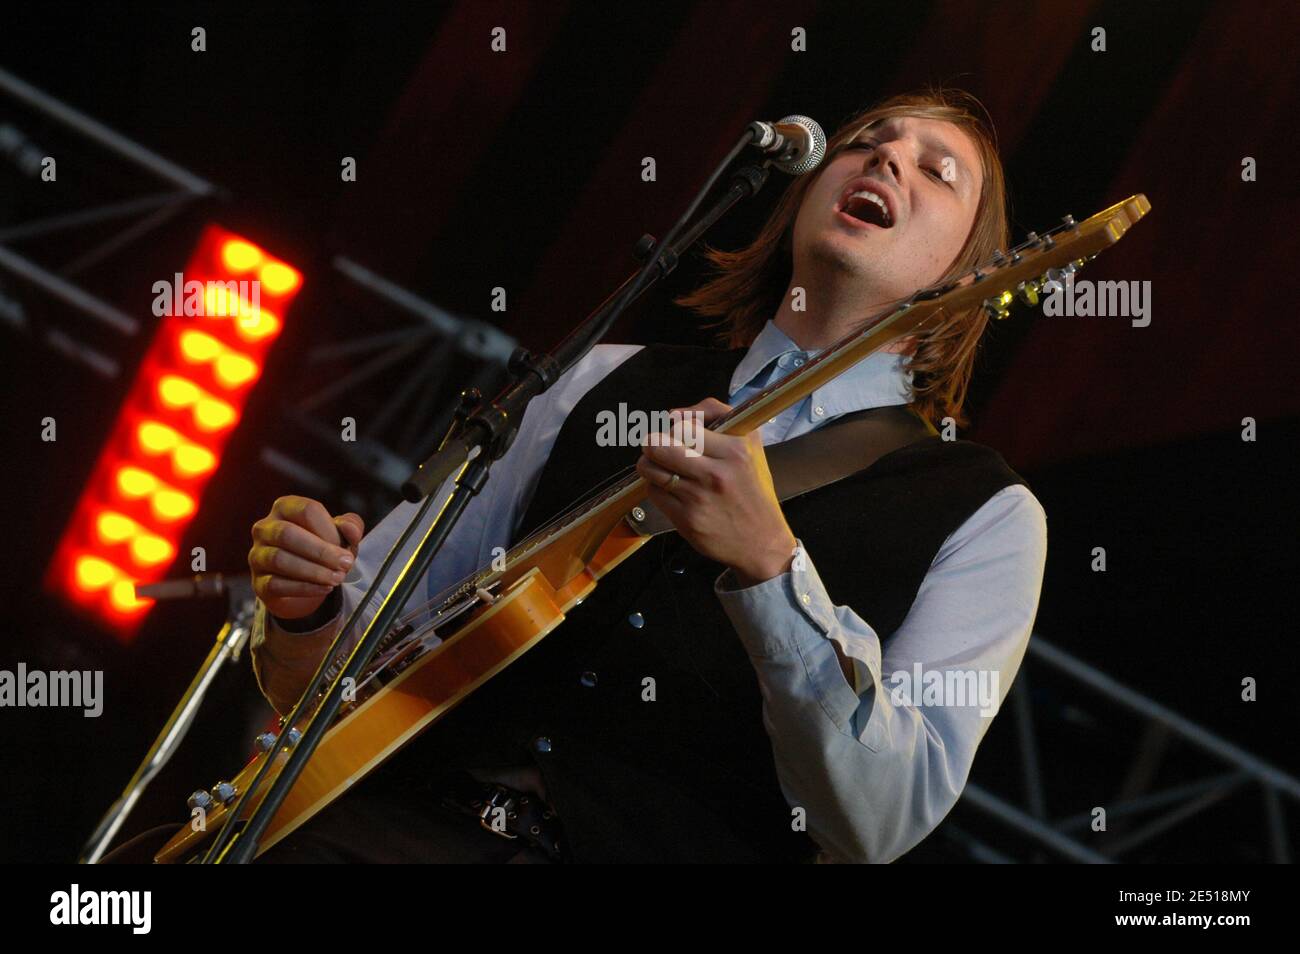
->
[0,0,1295,863]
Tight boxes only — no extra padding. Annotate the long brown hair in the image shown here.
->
[675,88,1010,429]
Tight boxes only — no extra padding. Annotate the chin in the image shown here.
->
[817,243,879,282]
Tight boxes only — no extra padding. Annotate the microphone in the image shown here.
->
[134,572,250,601]
[748,115,826,175]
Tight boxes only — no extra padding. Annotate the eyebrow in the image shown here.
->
[851,121,972,184]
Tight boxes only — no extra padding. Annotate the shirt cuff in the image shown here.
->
[255,597,343,667]
[715,541,839,647]
[270,586,343,633]
[714,541,880,738]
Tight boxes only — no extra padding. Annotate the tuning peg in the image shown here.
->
[1016,281,1041,307]
[187,790,213,812]
[983,289,1014,320]
[1025,231,1040,246]
[1062,214,1077,230]
[1045,263,1076,286]
[255,731,277,753]
[212,780,238,805]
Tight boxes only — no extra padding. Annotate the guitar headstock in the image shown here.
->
[703,194,1151,437]
[901,193,1151,322]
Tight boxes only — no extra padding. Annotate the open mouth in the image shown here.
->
[836,182,894,229]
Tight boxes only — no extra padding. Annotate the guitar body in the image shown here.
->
[155,517,650,862]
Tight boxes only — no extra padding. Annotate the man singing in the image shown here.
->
[115,89,1047,864]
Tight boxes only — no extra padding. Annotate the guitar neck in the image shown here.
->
[711,300,932,435]
[456,194,1151,599]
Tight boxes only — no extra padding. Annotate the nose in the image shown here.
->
[866,140,903,185]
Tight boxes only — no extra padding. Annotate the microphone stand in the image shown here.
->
[208,128,790,863]
[79,574,255,863]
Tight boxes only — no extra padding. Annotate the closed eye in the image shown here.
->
[846,139,954,190]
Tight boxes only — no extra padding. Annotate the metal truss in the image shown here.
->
[0,67,511,518]
[947,636,1298,863]
[0,67,215,378]
[258,255,517,519]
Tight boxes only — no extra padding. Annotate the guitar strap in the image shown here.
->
[631,403,938,537]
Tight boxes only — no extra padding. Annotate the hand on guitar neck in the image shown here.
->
[635,397,855,688]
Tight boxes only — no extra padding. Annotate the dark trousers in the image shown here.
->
[101,785,559,864]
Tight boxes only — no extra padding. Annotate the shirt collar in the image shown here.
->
[728,319,913,420]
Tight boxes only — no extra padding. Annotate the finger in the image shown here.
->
[641,432,726,483]
[271,495,340,545]
[668,396,731,425]
[333,512,364,550]
[640,438,693,478]
[654,414,749,465]
[254,574,336,600]
[250,543,347,587]
[253,518,353,570]
[667,410,709,458]
[654,407,710,454]
[635,454,685,491]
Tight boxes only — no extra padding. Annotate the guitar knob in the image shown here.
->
[1045,263,1077,287]
[187,790,213,812]
[983,290,1013,320]
[254,731,277,752]
[212,781,238,805]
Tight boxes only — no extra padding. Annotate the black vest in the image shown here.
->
[380,344,1027,862]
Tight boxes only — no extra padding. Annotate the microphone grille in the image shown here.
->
[777,114,826,175]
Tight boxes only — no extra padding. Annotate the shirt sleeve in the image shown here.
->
[713,483,1048,863]
[250,343,644,715]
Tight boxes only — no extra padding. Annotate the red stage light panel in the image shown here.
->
[45,226,302,639]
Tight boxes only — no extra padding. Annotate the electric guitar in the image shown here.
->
[156,194,1151,862]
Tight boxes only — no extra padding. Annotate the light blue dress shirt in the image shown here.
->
[252,319,1048,863]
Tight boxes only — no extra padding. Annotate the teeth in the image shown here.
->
[844,189,891,224]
